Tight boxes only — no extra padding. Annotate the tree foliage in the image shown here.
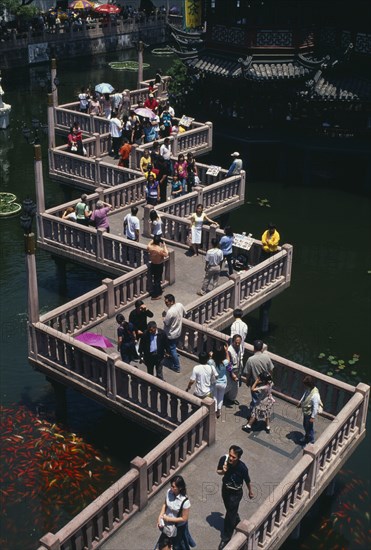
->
[0,0,36,16]
[167,59,189,97]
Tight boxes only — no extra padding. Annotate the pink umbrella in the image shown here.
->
[134,107,155,118]
[94,4,121,14]
[75,332,114,348]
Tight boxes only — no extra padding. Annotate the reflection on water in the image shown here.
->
[1,50,370,548]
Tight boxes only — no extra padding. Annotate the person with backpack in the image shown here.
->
[297,375,324,445]
[116,314,137,364]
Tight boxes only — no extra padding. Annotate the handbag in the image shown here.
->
[71,143,77,152]
[186,230,192,248]
[161,496,189,539]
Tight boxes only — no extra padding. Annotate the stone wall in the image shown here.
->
[0,22,166,69]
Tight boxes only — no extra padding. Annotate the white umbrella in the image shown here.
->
[134,107,155,118]
[95,82,114,94]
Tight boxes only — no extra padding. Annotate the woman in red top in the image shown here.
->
[144,93,159,112]
[67,122,83,155]
[174,154,187,195]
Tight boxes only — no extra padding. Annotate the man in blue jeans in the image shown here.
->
[162,294,185,373]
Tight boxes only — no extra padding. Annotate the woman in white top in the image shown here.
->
[150,209,163,237]
[189,203,218,256]
[157,475,191,550]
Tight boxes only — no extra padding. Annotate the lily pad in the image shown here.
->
[0,202,22,217]
[109,61,150,71]
[327,355,335,361]
[327,371,333,376]
[318,353,326,358]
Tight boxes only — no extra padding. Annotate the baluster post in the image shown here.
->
[94,158,101,186]
[96,186,104,201]
[34,144,45,243]
[96,228,105,262]
[47,93,55,149]
[130,456,148,510]
[106,352,119,399]
[355,383,370,432]
[203,397,216,445]
[194,185,204,205]
[93,132,100,156]
[282,244,293,283]
[143,204,153,237]
[205,121,213,150]
[240,169,246,203]
[38,532,61,550]
[164,248,176,285]
[229,273,241,309]
[102,277,115,317]
[303,443,320,497]
[130,142,139,170]
[173,133,179,156]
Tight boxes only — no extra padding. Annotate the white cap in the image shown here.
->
[231,152,240,157]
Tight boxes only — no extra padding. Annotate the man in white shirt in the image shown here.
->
[186,351,218,398]
[230,308,248,349]
[109,111,123,159]
[123,206,140,241]
[160,137,172,175]
[162,294,185,373]
[197,238,224,295]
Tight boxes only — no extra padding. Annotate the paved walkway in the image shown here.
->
[107,205,231,309]
[100,387,330,550]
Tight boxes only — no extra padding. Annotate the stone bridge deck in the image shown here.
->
[99,382,330,550]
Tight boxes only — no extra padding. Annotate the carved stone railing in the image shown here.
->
[49,144,142,189]
[176,321,369,549]
[141,172,246,237]
[132,120,213,167]
[39,268,149,334]
[226,385,369,550]
[37,402,212,550]
[181,246,291,328]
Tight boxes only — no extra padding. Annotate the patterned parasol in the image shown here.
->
[68,0,94,9]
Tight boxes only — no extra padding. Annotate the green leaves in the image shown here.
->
[317,352,361,383]
[256,197,271,207]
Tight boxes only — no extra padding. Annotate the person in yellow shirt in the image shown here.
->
[261,223,280,258]
[139,149,152,175]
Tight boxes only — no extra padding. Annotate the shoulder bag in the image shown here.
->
[162,497,189,538]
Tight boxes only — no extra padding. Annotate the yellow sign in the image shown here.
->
[184,0,202,29]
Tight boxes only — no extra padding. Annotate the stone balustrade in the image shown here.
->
[37,403,212,550]
[226,386,368,550]
[50,144,142,189]
[179,319,355,417]
[34,316,369,550]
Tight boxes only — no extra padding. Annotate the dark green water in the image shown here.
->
[0,49,370,549]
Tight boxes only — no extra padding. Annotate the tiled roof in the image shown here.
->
[186,56,242,78]
[244,62,309,80]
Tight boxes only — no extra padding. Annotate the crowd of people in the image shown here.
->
[113,296,324,549]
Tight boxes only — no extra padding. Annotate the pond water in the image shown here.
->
[0,48,370,549]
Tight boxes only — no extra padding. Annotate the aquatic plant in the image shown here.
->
[0,192,21,217]
[108,61,150,71]
[0,404,118,549]
[316,352,361,383]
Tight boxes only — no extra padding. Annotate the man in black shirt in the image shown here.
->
[139,321,169,379]
[216,445,254,549]
[128,299,154,337]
